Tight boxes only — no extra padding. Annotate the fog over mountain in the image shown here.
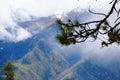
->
[0,0,120,80]
[0,0,120,66]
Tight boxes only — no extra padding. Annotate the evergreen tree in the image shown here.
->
[56,0,120,47]
[3,61,15,80]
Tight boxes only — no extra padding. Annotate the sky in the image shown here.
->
[0,0,115,42]
[0,0,111,24]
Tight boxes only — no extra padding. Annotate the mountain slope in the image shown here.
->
[12,24,70,80]
[54,57,89,80]
[14,46,69,80]
[61,58,120,80]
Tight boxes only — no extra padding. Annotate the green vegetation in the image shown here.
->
[3,61,15,80]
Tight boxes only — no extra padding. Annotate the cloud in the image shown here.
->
[13,27,32,42]
[1,0,80,18]
[58,37,120,65]
[0,0,81,42]
[0,24,31,42]
[0,0,117,43]
[0,0,111,24]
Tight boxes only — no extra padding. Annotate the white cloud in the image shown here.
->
[0,0,112,25]
[14,27,32,42]
[0,0,79,42]
[0,0,112,23]
[0,24,31,42]
[0,0,116,42]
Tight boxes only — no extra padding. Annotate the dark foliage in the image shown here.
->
[3,61,15,80]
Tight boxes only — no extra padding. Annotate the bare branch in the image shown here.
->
[115,17,120,23]
[56,0,120,46]
[88,9,106,17]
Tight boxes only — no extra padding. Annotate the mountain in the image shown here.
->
[14,40,69,80]
[13,24,70,80]
[59,57,120,80]
[0,22,72,80]
[1,8,120,80]
[17,15,56,34]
